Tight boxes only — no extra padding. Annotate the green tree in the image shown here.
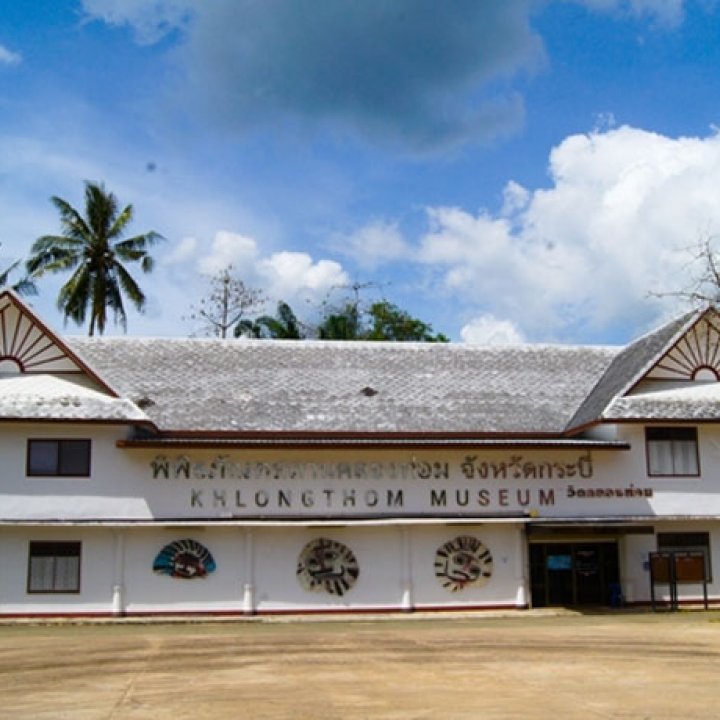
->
[235,301,304,339]
[318,302,361,340]
[364,301,448,342]
[317,298,447,342]
[27,181,162,335]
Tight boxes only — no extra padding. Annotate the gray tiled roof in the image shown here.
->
[0,373,151,423]
[68,337,619,435]
[565,309,699,431]
[605,381,720,421]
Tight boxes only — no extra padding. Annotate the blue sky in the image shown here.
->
[1,0,720,344]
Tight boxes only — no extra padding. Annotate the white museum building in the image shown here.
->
[1,289,719,617]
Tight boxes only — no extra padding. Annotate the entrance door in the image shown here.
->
[530,542,619,607]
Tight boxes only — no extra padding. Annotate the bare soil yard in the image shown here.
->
[1,611,718,719]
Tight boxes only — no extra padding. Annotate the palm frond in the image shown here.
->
[115,231,164,254]
[104,276,127,334]
[26,237,83,276]
[58,265,91,325]
[115,263,146,311]
[85,182,118,241]
[107,204,134,239]
[0,259,20,287]
[234,318,262,338]
[51,197,93,243]
[12,275,38,296]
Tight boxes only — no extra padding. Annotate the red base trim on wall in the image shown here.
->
[0,603,528,620]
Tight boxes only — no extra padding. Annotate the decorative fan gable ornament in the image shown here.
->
[0,292,90,374]
[647,312,720,382]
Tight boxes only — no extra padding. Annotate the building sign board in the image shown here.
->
[148,453,654,518]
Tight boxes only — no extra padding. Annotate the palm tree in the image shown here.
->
[235,301,303,339]
[27,182,163,335]
[260,301,303,339]
[0,254,36,296]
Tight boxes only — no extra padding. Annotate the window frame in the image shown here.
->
[26,439,92,478]
[645,426,700,477]
[27,541,82,594]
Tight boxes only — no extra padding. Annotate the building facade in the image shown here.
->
[1,290,718,616]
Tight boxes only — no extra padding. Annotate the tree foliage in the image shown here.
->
[27,181,162,335]
[235,300,304,339]
[0,250,36,297]
[364,301,449,342]
[318,302,361,340]
[189,274,446,343]
[318,298,447,342]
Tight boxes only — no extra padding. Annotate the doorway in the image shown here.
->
[530,542,619,607]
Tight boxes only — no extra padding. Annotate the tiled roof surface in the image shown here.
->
[0,373,150,423]
[605,381,720,420]
[565,309,699,431]
[68,337,619,434]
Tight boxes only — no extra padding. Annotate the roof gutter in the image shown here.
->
[117,436,631,450]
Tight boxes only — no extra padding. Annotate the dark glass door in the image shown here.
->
[530,542,619,607]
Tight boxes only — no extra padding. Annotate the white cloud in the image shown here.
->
[81,0,193,43]
[335,221,411,269]
[461,315,526,345]
[163,236,196,265]
[417,126,720,341]
[197,231,258,275]
[194,234,348,300]
[0,44,21,66]
[180,232,350,316]
[257,252,349,300]
[501,181,531,218]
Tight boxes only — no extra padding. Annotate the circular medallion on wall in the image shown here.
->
[153,538,216,579]
[297,537,359,597]
[434,536,492,592]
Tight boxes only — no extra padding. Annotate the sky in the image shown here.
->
[1,0,720,345]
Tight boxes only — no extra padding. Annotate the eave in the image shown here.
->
[117,434,630,450]
[0,513,710,528]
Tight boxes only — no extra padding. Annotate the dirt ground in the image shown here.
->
[1,611,719,720]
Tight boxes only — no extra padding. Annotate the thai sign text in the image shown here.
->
[150,453,594,482]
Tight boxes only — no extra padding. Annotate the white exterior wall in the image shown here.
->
[623,520,720,605]
[5,422,720,522]
[2,420,720,615]
[0,526,116,614]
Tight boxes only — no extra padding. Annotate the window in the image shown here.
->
[27,439,91,477]
[646,427,699,476]
[657,532,711,581]
[27,542,81,593]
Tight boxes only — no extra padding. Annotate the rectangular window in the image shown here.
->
[657,532,711,581]
[646,427,699,476]
[27,439,91,477]
[27,542,81,593]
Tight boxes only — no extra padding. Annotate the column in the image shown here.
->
[514,524,529,608]
[400,526,414,612]
[242,528,255,615]
[112,529,126,616]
